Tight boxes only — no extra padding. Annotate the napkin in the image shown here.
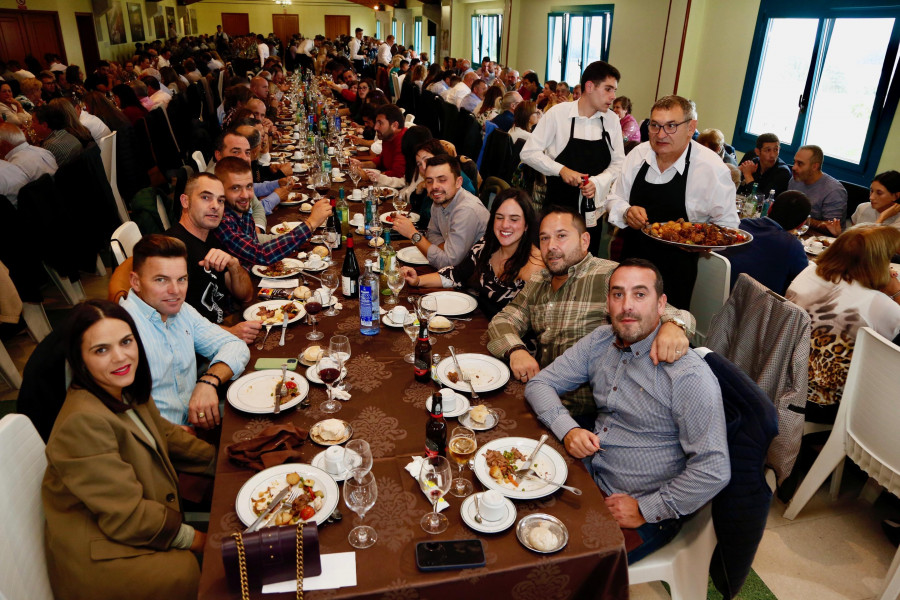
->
[262,552,357,593]
[260,278,299,289]
[226,423,308,471]
[332,388,351,401]
[404,456,449,512]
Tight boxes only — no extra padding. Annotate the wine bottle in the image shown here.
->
[425,392,447,458]
[414,321,431,383]
[342,237,360,298]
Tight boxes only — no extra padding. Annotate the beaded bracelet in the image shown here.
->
[202,372,222,385]
[196,378,218,390]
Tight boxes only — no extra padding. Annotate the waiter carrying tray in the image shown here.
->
[606,95,739,308]
[520,61,625,254]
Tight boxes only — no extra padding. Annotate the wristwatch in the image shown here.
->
[411,232,423,244]
[668,316,687,332]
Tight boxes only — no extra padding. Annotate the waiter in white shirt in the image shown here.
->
[605,95,739,308]
[350,28,366,73]
[377,36,394,68]
[520,61,625,255]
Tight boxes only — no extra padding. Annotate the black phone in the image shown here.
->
[415,539,486,572]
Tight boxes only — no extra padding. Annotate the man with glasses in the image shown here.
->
[606,95,738,309]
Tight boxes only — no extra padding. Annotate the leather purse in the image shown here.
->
[222,522,322,600]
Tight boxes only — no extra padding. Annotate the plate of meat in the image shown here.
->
[473,437,568,500]
[251,258,304,279]
[243,300,306,325]
[641,219,753,250]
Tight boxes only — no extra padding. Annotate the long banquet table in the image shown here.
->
[196,136,628,600]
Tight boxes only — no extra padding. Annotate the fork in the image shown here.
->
[449,345,479,401]
[261,486,303,528]
[257,323,274,350]
[274,364,288,415]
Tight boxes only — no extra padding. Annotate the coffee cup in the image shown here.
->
[439,388,457,412]
[352,189,363,200]
[332,168,341,178]
[291,132,300,140]
[390,305,409,324]
[479,490,505,521]
[328,146,336,155]
[324,446,345,475]
[350,214,364,226]
[293,151,303,160]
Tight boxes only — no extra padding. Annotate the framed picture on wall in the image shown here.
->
[107,2,127,45]
[166,6,176,39]
[127,3,145,42]
[154,13,165,40]
[190,9,198,37]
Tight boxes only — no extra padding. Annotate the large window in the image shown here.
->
[734,1,900,183]
[414,18,421,53]
[376,20,381,40]
[401,22,406,46]
[546,7,613,86]
[391,18,396,39]
[471,14,502,64]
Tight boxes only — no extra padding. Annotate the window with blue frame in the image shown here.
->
[392,19,397,39]
[430,35,435,64]
[733,1,900,184]
[414,18,421,53]
[401,22,406,46]
[547,7,613,86]
[376,20,381,40]
[471,14,502,64]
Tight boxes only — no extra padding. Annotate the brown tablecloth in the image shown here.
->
[197,130,628,600]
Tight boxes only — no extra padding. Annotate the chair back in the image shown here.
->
[456,110,483,160]
[0,414,53,600]
[689,251,731,346]
[439,100,459,141]
[192,150,208,173]
[479,176,510,210]
[156,194,172,230]
[839,180,869,220]
[110,221,142,266]
[391,72,402,103]
[418,90,441,138]
[98,131,128,223]
[477,121,499,170]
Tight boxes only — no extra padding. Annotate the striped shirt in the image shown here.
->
[487,254,695,417]
[525,323,730,522]
[120,292,249,425]
[214,205,312,268]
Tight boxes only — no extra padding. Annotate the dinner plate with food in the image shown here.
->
[251,258,304,279]
[374,186,398,199]
[280,193,309,207]
[803,235,834,256]
[380,211,420,226]
[423,291,478,316]
[641,219,753,250]
[309,418,353,445]
[270,221,304,235]
[435,353,510,393]
[242,300,306,325]
[226,370,310,414]
[474,437,569,499]
[234,464,339,529]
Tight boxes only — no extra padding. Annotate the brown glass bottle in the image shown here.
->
[413,321,431,382]
[425,392,446,458]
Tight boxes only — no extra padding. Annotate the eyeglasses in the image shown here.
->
[648,119,691,134]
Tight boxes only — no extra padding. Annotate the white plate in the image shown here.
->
[474,437,569,500]
[380,212,420,226]
[355,145,369,152]
[305,365,347,385]
[424,291,478,316]
[332,176,346,183]
[396,246,429,265]
[281,193,309,207]
[234,463,339,528]
[382,313,417,328]
[243,300,306,325]
[251,258,305,279]
[227,370,310,414]
[301,260,330,272]
[458,407,499,431]
[292,164,308,173]
[425,392,470,418]
[803,235,834,256]
[309,419,353,445]
[310,450,352,482]
[436,353,510,393]
[270,221,304,234]
[461,492,516,534]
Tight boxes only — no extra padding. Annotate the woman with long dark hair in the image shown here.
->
[111,83,148,125]
[83,91,132,131]
[400,188,545,318]
[422,63,441,90]
[42,300,215,600]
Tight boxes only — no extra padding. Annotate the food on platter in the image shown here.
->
[642,219,749,246]
[528,521,560,551]
[293,286,313,300]
[303,345,323,363]
[313,419,346,441]
[259,261,301,277]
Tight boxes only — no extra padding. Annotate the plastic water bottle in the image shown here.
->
[359,260,381,336]
[762,189,775,217]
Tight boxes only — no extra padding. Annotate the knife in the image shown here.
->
[516,434,548,476]
[448,345,478,400]
[245,484,291,533]
[279,308,289,346]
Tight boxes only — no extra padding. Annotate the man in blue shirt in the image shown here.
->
[789,144,848,235]
[737,132,792,197]
[718,190,811,296]
[525,258,729,563]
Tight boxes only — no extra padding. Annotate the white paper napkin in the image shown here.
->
[262,552,357,593]
[331,388,351,401]
[404,456,449,512]
[259,278,299,289]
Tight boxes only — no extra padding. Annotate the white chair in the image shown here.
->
[21,303,51,343]
[192,150,207,173]
[689,251,731,346]
[783,327,900,599]
[0,340,22,389]
[42,265,86,306]
[391,72,402,103]
[156,195,171,230]
[97,132,129,224]
[628,503,717,600]
[0,414,53,600]
[110,221,142,266]
[405,112,416,126]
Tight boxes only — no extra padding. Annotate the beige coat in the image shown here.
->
[42,388,215,600]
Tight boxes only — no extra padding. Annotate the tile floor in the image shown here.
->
[2,273,898,600]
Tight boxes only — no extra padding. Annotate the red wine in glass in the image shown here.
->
[305,301,324,340]
[315,185,331,199]
[319,367,341,385]
[306,301,323,316]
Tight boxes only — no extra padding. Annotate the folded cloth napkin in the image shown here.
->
[404,456,449,512]
[227,423,308,471]
[331,388,351,401]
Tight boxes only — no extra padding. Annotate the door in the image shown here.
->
[221,13,249,37]
[324,15,350,40]
[272,13,299,49]
[75,13,100,74]
[0,9,65,66]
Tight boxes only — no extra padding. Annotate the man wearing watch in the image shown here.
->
[392,155,489,268]
[488,208,695,427]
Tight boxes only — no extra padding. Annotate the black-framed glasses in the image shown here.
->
[648,119,691,134]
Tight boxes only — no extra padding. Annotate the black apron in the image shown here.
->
[544,116,612,255]
[620,144,698,309]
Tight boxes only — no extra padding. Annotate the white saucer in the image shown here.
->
[460,493,516,534]
[382,313,416,328]
[426,393,470,418]
[306,365,348,385]
[310,450,351,482]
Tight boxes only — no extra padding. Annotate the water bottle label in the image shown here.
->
[360,286,374,325]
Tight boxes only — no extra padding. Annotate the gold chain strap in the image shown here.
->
[231,524,305,600]
[296,522,304,600]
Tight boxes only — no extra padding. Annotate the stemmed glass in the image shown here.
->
[392,195,409,218]
[386,269,404,306]
[321,271,340,316]
[368,219,384,261]
[305,297,324,341]
[313,171,331,201]
[343,439,373,482]
[447,427,477,497]
[329,334,351,390]
[403,318,420,364]
[349,164,362,189]
[343,471,377,549]
[417,296,437,326]
[316,349,343,414]
[418,456,452,534]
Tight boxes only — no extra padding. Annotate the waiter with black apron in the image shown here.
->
[520,61,625,255]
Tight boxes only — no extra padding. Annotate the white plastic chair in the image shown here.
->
[110,221,142,266]
[0,415,53,600]
[97,131,129,224]
[191,150,207,173]
[156,195,171,230]
[42,265,86,306]
[689,251,731,346]
[0,340,21,389]
[628,503,717,600]
[391,72,402,103]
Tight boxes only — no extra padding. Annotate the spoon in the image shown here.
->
[472,493,484,524]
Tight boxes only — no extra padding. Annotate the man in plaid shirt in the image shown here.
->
[213,157,332,267]
[487,207,695,424]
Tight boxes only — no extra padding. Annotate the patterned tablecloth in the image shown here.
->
[197,131,628,600]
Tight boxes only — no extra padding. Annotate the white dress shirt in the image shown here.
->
[377,43,392,67]
[258,43,270,67]
[0,159,29,207]
[5,142,57,181]
[79,111,112,144]
[157,56,171,69]
[349,37,364,61]
[150,89,171,108]
[520,100,625,208]
[446,81,471,107]
[606,140,740,228]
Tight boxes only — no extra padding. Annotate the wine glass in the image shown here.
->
[392,195,409,218]
[386,269,404,306]
[447,426,477,497]
[349,164,362,189]
[343,439,373,481]
[418,456,452,534]
[368,220,384,261]
[314,171,332,201]
[403,318,420,364]
[417,296,437,325]
[305,297,324,341]
[321,271,340,316]
[316,350,343,414]
[323,224,339,253]
[343,471,377,549]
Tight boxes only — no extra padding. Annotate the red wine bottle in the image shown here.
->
[342,237,360,298]
[414,320,430,382]
[425,392,446,458]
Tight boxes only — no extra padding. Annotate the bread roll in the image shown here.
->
[293,286,312,300]
[312,246,330,258]
[303,345,323,362]
[429,315,452,330]
[317,418,346,441]
[300,202,313,211]
[470,405,489,424]
[529,524,558,551]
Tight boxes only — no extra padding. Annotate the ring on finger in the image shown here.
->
[198,411,206,418]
